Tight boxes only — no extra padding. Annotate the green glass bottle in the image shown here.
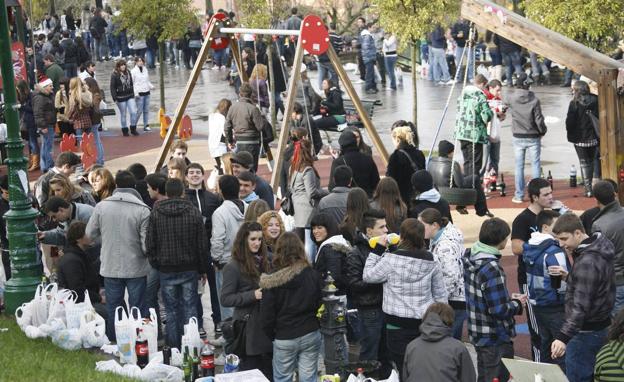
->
[182,346,191,382]
[191,348,200,380]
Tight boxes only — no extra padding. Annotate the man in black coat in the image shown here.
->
[59,30,78,78]
[329,130,380,197]
[407,170,453,222]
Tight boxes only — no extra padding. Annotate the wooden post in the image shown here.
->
[597,69,624,200]
[230,38,248,83]
[153,20,217,171]
[326,44,390,165]
[269,39,305,191]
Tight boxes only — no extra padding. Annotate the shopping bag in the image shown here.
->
[31,283,50,327]
[65,291,94,329]
[47,289,75,325]
[38,318,66,336]
[15,302,34,329]
[115,306,138,364]
[142,308,158,359]
[80,310,109,348]
[181,317,202,355]
[51,328,83,350]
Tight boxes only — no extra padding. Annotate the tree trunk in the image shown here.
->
[205,0,214,15]
[95,0,103,9]
[267,42,277,134]
[158,41,165,109]
[411,40,418,129]
[48,0,55,15]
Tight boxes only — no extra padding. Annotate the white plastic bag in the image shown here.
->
[24,325,46,339]
[80,310,109,348]
[207,169,219,191]
[15,302,34,329]
[31,283,52,327]
[115,306,137,364]
[395,67,404,87]
[181,317,202,355]
[140,363,184,381]
[142,308,158,359]
[47,289,75,325]
[51,328,83,350]
[66,291,94,329]
[38,318,66,336]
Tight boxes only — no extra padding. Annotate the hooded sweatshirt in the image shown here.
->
[522,232,570,307]
[403,312,476,382]
[211,199,246,266]
[314,235,352,295]
[408,189,453,223]
[146,198,208,273]
[507,88,547,138]
[464,241,522,346]
[430,223,465,304]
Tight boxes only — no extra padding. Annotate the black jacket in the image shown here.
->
[19,92,36,133]
[344,233,383,308]
[89,15,107,38]
[566,94,599,144]
[32,90,56,130]
[386,144,426,204]
[314,238,351,296]
[185,187,222,252]
[493,35,521,54]
[322,87,345,115]
[57,244,101,304]
[329,146,380,197]
[428,156,463,189]
[109,71,134,102]
[60,38,78,65]
[146,198,209,273]
[260,262,323,340]
[451,21,475,48]
[408,198,453,223]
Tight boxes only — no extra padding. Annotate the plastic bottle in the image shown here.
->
[200,341,215,376]
[356,367,365,381]
[547,170,554,190]
[570,165,577,188]
[135,329,149,369]
[182,346,191,382]
[368,233,400,248]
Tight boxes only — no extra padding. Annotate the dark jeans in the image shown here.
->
[357,51,366,80]
[364,60,377,91]
[104,276,147,341]
[533,304,566,370]
[376,52,386,85]
[487,140,501,174]
[207,264,221,326]
[460,140,484,177]
[160,270,199,349]
[386,323,421,376]
[574,145,599,193]
[461,175,489,215]
[359,308,392,378]
[476,342,514,382]
[240,352,273,381]
[566,328,607,382]
[452,306,467,340]
[236,143,260,173]
[2,249,10,281]
[501,50,523,83]
[64,63,77,79]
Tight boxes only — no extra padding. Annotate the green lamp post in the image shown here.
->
[0,0,42,314]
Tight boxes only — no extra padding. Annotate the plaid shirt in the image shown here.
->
[464,247,522,346]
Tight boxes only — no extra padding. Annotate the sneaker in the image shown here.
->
[353,79,364,84]
[215,322,222,335]
[220,65,227,70]
[214,353,226,366]
[199,328,207,339]
[144,126,152,132]
[212,66,220,71]
[444,79,455,85]
[511,197,524,204]
[209,336,226,347]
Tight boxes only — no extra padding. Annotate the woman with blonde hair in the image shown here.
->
[67,77,93,144]
[386,123,425,204]
[258,210,285,254]
[249,64,269,110]
[49,173,96,206]
[371,177,407,234]
[89,167,116,202]
[55,78,72,137]
[208,98,232,174]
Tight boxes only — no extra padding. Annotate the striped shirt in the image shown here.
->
[594,340,624,381]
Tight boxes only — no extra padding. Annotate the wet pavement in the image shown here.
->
[95,58,577,179]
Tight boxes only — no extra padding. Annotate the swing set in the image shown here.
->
[153,14,389,192]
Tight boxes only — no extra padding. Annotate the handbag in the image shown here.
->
[586,110,600,139]
[260,117,274,144]
[281,173,297,216]
[222,315,249,356]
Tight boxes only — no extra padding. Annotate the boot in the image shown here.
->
[130,125,139,136]
[532,74,540,86]
[544,72,552,86]
[579,160,593,197]
[28,154,40,172]
[122,127,130,136]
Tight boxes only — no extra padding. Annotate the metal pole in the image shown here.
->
[220,27,300,36]
[0,0,41,314]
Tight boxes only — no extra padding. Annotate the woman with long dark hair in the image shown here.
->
[220,222,273,379]
[89,167,116,203]
[315,79,346,130]
[339,187,370,245]
[110,59,138,136]
[371,177,407,234]
[260,232,323,382]
[565,80,600,197]
[16,80,39,171]
[310,212,351,294]
[83,77,105,165]
[49,173,96,206]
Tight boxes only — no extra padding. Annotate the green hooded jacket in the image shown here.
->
[454,85,493,144]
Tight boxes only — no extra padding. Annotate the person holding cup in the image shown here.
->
[522,210,571,370]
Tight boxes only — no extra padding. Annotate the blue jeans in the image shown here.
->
[64,64,77,79]
[160,270,199,349]
[215,269,233,320]
[134,94,150,129]
[28,129,39,155]
[146,48,156,68]
[612,285,624,317]
[116,98,138,129]
[167,40,179,64]
[452,307,467,340]
[501,50,523,83]
[364,60,376,91]
[430,47,451,82]
[530,52,549,76]
[94,38,104,60]
[317,61,338,90]
[90,124,105,165]
[512,137,541,199]
[565,328,607,382]
[40,125,55,172]
[273,330,321,382]
[213,49,226,67]
[489,48,502,66]
[358,307,384,360]
[455,46,474,81]
[384,56,397,89]
[145,266,159,313]
[107,33,118,57]
[104,276,147,341]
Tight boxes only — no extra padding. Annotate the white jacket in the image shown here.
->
[429,223,465,302]
[208,112,228,158]
[131,66,154,96]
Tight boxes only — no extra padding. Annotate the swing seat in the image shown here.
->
[439,187,478,206]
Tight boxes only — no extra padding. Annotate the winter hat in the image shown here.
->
[230,151,254,169]
[516,72,533,89]
[38,77,53,88]
[338,130,357,149]
[411,169,434,193]
[438,140,455,157]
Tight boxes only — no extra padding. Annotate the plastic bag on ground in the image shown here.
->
[24,325,46,339]
[181,317,202,355]
[141,308,158,359]
[80,310,109,348]
[345,370,400,382]
[139,363,184,381]
[51,328,82,350]
[65,291,94,329]
[115,305,137,364]
[38,318,66,336]
[30,284,49,327]
[15,302,34,329]
[47,289,75,325]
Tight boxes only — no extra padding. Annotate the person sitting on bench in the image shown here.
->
[428,140,493,217]
[315,79,347,131]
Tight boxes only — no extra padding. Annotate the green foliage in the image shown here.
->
[117,0,198,41]
[522,0,624,52]
[373,0,460,48]
[23,0,48,27]
[237,0,292,29]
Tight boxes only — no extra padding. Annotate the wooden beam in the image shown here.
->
[326,44,389,165]
[269,38,305,191]
[461,0,624,81]
[598,69,624,193]
[153,19,217,171]
[230,38,248,83]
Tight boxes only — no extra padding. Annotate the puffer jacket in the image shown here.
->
[454,85,493,144]
[131,65,153,96]
[429,223,465,302]
[507,89,547,138]
[146,198,209,274]
[85,188,151,278]
[321,87,345,115]
[592,201,624,285]
[224,97,265,144]
[428,156,463,189]
[522,232,570,306]
[360,29,376,63]
[566,94,599,144]
[344,232,383,309]
[314,235,351,295]
[32,89,56,130]
[59,38,78,65]
[556,233,615,344]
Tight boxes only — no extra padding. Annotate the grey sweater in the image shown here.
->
[210,199,245,266]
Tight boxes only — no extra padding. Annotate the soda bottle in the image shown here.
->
[356,367,365,381]
[182,346,191,382]
[162,346,171,365]
[200,341,215,377]
[547,170,554,190]
[135,329,149,369]
[570,165,577,188]
[540,167,544,178]
[191,347,200,380]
